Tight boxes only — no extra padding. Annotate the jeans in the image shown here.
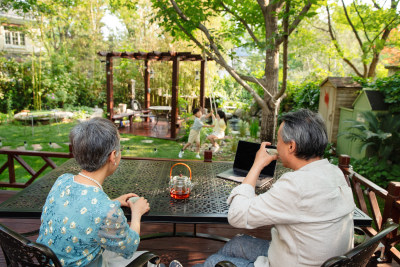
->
[194,234,270,267]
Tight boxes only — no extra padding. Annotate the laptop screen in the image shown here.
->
[233,140,277,177]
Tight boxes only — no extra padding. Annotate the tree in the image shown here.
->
[324,0,400,78]
[150,0,317,141]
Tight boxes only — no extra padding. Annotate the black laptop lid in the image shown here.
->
[233,140,277,177]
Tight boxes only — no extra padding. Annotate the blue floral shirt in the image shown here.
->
[37,173,140,266]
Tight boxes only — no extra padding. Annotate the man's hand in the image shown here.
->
[253,142,278,172]
[242,142,278,188]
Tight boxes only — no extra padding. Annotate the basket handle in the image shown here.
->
[170,163,192,180]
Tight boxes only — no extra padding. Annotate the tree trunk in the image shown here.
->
[259,47,280,142]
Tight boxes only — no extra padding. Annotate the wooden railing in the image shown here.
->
[339,155,400,264]
[0,147,73,189]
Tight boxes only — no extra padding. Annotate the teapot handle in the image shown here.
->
[170,163,192,180]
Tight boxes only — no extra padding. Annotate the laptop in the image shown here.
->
[217,140,277,188]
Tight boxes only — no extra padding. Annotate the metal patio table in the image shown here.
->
[0,158,371,241]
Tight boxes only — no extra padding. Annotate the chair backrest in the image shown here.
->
[132,100,142,111]
[321,219,399,267]
[0,224,62,267]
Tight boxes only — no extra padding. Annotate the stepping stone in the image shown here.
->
[17,146,26,151]
[120,138,130,141]
[50,143,62,149]
[32,144,43,151]
[141,140,153,143]
[0,146,11,150]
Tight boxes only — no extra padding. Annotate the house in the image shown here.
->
[337,89,389,159]
[0,10,41,58]
[318,77,362,143]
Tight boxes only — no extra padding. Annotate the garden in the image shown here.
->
[1,0,400,266]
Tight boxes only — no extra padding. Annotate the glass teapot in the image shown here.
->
[169,163,192,199]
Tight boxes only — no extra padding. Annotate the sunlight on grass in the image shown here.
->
[0,121,222,185]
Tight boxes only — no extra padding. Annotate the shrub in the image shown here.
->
[338,111,400,163]
[238,120,248,137]
[280,81,320,113]
[352,156,400,188]
[249,118,259,139]
[355,73,400,113]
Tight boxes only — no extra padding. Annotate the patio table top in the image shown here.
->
[0,158,371,226]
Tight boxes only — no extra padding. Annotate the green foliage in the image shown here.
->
[0,56,33,113]
[354,73,400,113]
[339,111,400,163]
[324,143,338,165]
[326,1,400,78]
[280,81,320,113]
[352,156,400,188]
[238,120,248,137]
[230,137,239,153]
[249,118,259,139]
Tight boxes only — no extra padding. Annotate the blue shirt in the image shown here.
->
[37,173,140,266]
[191,115,206,131]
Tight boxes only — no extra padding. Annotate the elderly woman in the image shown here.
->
[37,117,150,267]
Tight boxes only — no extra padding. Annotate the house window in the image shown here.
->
[12,32,19,45]
[20,33,25,45]
[3,27,26,47]
[5,32,11,44]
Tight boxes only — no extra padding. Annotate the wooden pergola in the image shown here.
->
[97,51,211,139]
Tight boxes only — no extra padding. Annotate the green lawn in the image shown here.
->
[0,121,235,187]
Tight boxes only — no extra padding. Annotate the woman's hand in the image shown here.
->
[128,196,150,234]
[128,197,150,217]
[253,142,278,172]
[113,193,138,207]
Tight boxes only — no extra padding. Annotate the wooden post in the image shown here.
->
[144,60,150,109]
[171,56,179,139]
[106,55,114,119]
[8,154,15,184]
[200,60,205,108]
[338,155,351,187]
[382,182,400,262]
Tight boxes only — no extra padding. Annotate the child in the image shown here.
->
[179,107,213,159]
[206,110,227,152]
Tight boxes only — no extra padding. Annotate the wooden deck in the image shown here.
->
[118,120,185,140]
[0,190,398,267]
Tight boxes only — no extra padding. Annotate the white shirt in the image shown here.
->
[212,117,226,136]
[227,159,356,267]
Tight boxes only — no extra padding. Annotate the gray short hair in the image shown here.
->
[281,109,328,160]
[69,117,120,172]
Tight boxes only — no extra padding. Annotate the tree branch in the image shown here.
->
[167,0,267,109]
[276,0,290,101]
[326,5,364,77]
[257,0,267,13]
[277,0,312,45]
[352,2,371,43]
[368,25,394,77]
[220,2,261,46]
[312,24,329,33]
[341,0,364,50]
[371,0,382,9]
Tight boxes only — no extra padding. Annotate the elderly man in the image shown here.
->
[195,109,356,267]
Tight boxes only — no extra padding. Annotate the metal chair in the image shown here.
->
[0,223,160,267]
[215,219,399,267]
[321,218,398,267]
[131,99,153,124]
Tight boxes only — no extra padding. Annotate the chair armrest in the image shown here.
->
[126,251,160,267]
[215,261,237,267]
[21,229,40,237]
